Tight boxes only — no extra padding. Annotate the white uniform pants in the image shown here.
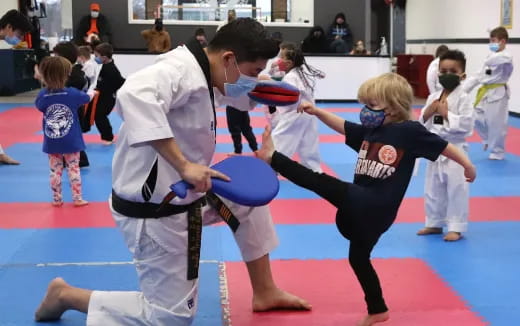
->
[424,144,469,233]
[271,113,322,173]
[86,196,278,326]
[474,93,509,159]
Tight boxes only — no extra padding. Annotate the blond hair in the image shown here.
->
[39,56,71,91]
[357,73,413,122]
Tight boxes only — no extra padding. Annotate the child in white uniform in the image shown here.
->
[417,50,474,241]
[464,27,513,160]
[426,45,449,94]
[270,43,324,172]
[34,19,310,326]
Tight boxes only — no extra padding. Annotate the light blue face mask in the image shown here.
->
[224,60,257,98]
[5,35,21,46]
[94,56,103,64]
[489,42,500,52]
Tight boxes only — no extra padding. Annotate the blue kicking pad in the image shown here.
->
[171,156,279,206]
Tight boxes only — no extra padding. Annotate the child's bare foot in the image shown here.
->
[0,153,20,165]
[356,311,390,326]
[227,152,242,157]
[73,200,89,207]
[444,231,462,241]
[417,227,442,235]
[35,278,70,321]
[253,287,311,312]
[52,201,63,207]
[256,126,275,164]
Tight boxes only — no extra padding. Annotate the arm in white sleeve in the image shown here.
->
[117,62,189,146]
[446,93,474,135]
[426,61,439,94]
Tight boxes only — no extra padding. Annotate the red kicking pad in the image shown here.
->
[248,80,300,106]
[225,259,486,326]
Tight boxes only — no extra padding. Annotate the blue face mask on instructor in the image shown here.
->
[223,58,257,98]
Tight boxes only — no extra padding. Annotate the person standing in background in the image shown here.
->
[75,3,111,45]
[141,18,171,53]
[426,45,449,94]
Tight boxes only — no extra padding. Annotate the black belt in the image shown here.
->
[111,189,206,218]
[111,189,240,280]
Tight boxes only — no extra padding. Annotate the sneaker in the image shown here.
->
[52,201,63,207]
[488,153,504,160]
[74,200,89,207]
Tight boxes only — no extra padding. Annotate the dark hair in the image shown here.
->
[0,9,33,33]
[89,38,102,51]
[435,45,449,58]
[333,12,347,25]
[282,42,324,92]
[208,18,279,63]
[195,27,205,36]
[440,49,467,72]
[490,26,509,41]
[0,10,32,33]
[53,42,79,64]
[154,18,163,31]
[95,42,114,58]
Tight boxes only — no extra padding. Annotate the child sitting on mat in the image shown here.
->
[35,56,91,207]
[256,72,477,326]
[270,42,325,172]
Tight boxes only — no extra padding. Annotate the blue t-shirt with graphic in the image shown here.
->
[35,87,91,154]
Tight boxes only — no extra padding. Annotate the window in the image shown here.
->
[128,0,313,26]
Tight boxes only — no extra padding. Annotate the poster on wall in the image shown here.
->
[501,0,513,29]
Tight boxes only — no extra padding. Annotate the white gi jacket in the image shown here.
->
[270,67,322,172]
[418,86,473,232]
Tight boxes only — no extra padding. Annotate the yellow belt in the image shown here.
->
[474,83,506,107]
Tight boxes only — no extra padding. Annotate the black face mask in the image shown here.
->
[438,73,461,91]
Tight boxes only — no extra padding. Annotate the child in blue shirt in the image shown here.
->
[35,56,91,207]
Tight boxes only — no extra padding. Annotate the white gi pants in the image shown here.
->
[424,143,469,233]
[271,112,322,173]
[474,87,509,159]
[86,196,278,326]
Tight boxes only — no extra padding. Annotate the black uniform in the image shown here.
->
[270,120,448,314]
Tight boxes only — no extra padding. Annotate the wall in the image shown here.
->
[0,0,18,15]
[71,0,367,50]
[406,0,520,113]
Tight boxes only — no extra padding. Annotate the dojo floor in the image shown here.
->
[1,102,519,325]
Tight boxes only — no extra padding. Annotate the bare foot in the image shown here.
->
[444,231,462,241]
[0,153,20,165]
[253,287,312,312]
[35,278,70,321]
[74,200,89,207]
[256,126,275,164]
[356,311,390,326]
[417,227,442,235]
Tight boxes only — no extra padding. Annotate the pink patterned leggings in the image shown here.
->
[48,152,83,203]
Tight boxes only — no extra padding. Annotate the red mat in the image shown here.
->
[1,196,519,229]
[225,259,487,326]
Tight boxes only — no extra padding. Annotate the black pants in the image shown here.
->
[79,150,89,167]
[226,106,258,154]
[271,151,388,315]
[95,94,116,142]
